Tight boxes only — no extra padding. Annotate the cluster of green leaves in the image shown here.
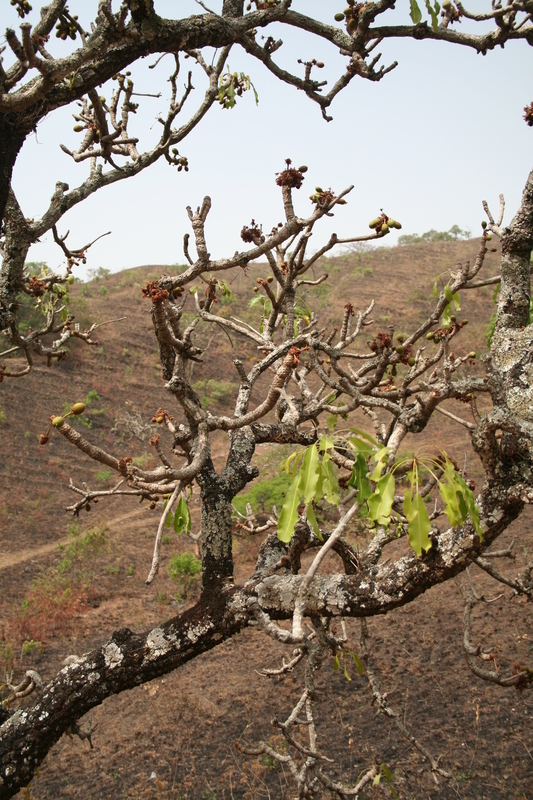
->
[333,646,365,681]
[218,71,258,109]
[249,293,272,334]
[249,294,312,337]
[277,434,340,543]
[432,277,461,330]
[216,278,236,304]
[409,0,441,30]
[349,436,482,555]
[164,495,192,535]
[278,427,482,557]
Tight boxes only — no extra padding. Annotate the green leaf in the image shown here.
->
[321,454,339,505]
[306,502,323,541]
[404,493,432,556]
[347,436,374,455]
[369,447,389,481]
[249,78,259,105]
[249,294,264,309]
[409,0,422,23]
[403,486,413,521]
[439,481,462,527]
[333,654,340,671]
[368,473,395,524]
[343,661,352,682]
[455,473,484,539]
[373,773,381,787]
[277,473,301,542]
[351,651,365,676]
[165,508,173,528]
[441,302,452,330]
[348,452,373,504]
[174,496,191,535]
[492,283,501,303]
[439,457,480,532]
[380,765,398,799]
[452,291,461,312]
[298,445,320,504]
[444,283,453,303]
[279,450,299,475]
[326,413,338,432]
[319,434,334,452]
[280,449,304,477]
[432,274,440,297]
[349,427,378,447]
[425,0,439,29]
[314,462,324,503]
[456,487,468,520]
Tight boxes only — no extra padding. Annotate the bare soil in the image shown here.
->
[1,240,532,799]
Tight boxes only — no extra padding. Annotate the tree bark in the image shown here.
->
[0,590,245,799]
[0,190,33,333]
[0,119,26,256]
[491,168,533,428]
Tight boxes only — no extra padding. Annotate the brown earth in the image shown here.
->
[1,239,532,799]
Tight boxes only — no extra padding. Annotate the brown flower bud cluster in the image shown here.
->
[369,331,392,352]
[142,281,169,304]
[246,0,281,10]
[275,159,306,190]
[241,219,263,243]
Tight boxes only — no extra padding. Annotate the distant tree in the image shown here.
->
[1,3,533,799]
[397,225,471,246]
[87,266,111,282]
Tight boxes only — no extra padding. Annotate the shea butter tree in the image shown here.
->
[1,2,533,798]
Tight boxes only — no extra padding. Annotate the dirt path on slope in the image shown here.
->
[0,507,150,572]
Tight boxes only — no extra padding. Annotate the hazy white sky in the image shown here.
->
[4,1,533,278]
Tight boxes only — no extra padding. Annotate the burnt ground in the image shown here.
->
[1,240,532,799]
[2,510,532,800]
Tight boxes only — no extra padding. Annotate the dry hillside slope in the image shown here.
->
[0,238,531,799]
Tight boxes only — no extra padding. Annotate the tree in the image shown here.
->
[1,2,533,797]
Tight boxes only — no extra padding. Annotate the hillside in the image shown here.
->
[0,238,532,799]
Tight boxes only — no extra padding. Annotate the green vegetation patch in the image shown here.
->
[233,473,293,516]
[192,379,235,409]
